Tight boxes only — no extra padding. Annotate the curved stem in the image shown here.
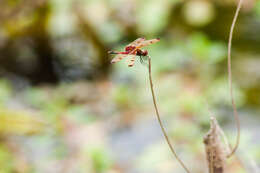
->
[148,57,191,173]
[227,0,243,158]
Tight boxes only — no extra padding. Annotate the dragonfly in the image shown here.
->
[108,37,160,67]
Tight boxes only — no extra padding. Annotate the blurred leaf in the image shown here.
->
[49,0,76,36]
[188,32,226,64]
[254,0,260,17]
[0,109,46,135]
[137,0,171,35]
[24,87,68,121]
[24,88,50,108]
[0,145,14,173]
[136,143,172,172]
[178,93,205,114]
[206,78,245,107]
[112,85,135,108]
[170,118,200,141]
[0,80,12,105]
[87,147,113,173]
[66,105,96,124]
[182,0,215,27]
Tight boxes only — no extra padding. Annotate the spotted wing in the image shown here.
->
[127,37,146,47]
[111,54,129,64]
[136,38,160,49]
[127,55,136,67]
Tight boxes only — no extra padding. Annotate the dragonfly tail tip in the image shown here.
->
[108,50,117,54]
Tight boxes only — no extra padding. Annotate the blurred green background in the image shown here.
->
[0,0,260,172]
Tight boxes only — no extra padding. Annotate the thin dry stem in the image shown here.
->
[204,117,228,173]
[227,0,243,158]
[148,57,191,173]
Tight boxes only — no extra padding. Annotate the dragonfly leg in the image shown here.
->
[139,56,149,67]
[139,56,143,64]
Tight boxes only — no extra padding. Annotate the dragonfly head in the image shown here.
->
[143,50,148,56]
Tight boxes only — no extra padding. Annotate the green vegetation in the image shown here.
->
[0,0,259,172]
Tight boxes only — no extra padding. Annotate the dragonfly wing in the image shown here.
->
[111,54,128,64]
[127,55,136,67]
[127,37,146,47]
[136,38,160,48]
[110,47,138,65]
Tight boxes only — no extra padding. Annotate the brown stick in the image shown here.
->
[204,117,227,173]
[227,0,244,158]
[148,57,191,173]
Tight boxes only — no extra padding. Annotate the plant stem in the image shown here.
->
[147,57,191,173]
[204,117,227,173]
[227,0,243,158]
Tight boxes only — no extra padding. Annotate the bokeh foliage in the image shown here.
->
[0,0,260,173]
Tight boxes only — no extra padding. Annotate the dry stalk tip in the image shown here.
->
[204,117,228,173]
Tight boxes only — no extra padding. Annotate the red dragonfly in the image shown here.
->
[108,37,160,67]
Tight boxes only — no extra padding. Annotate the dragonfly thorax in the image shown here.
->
[136,49,148,56]
[125,46,136,52]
